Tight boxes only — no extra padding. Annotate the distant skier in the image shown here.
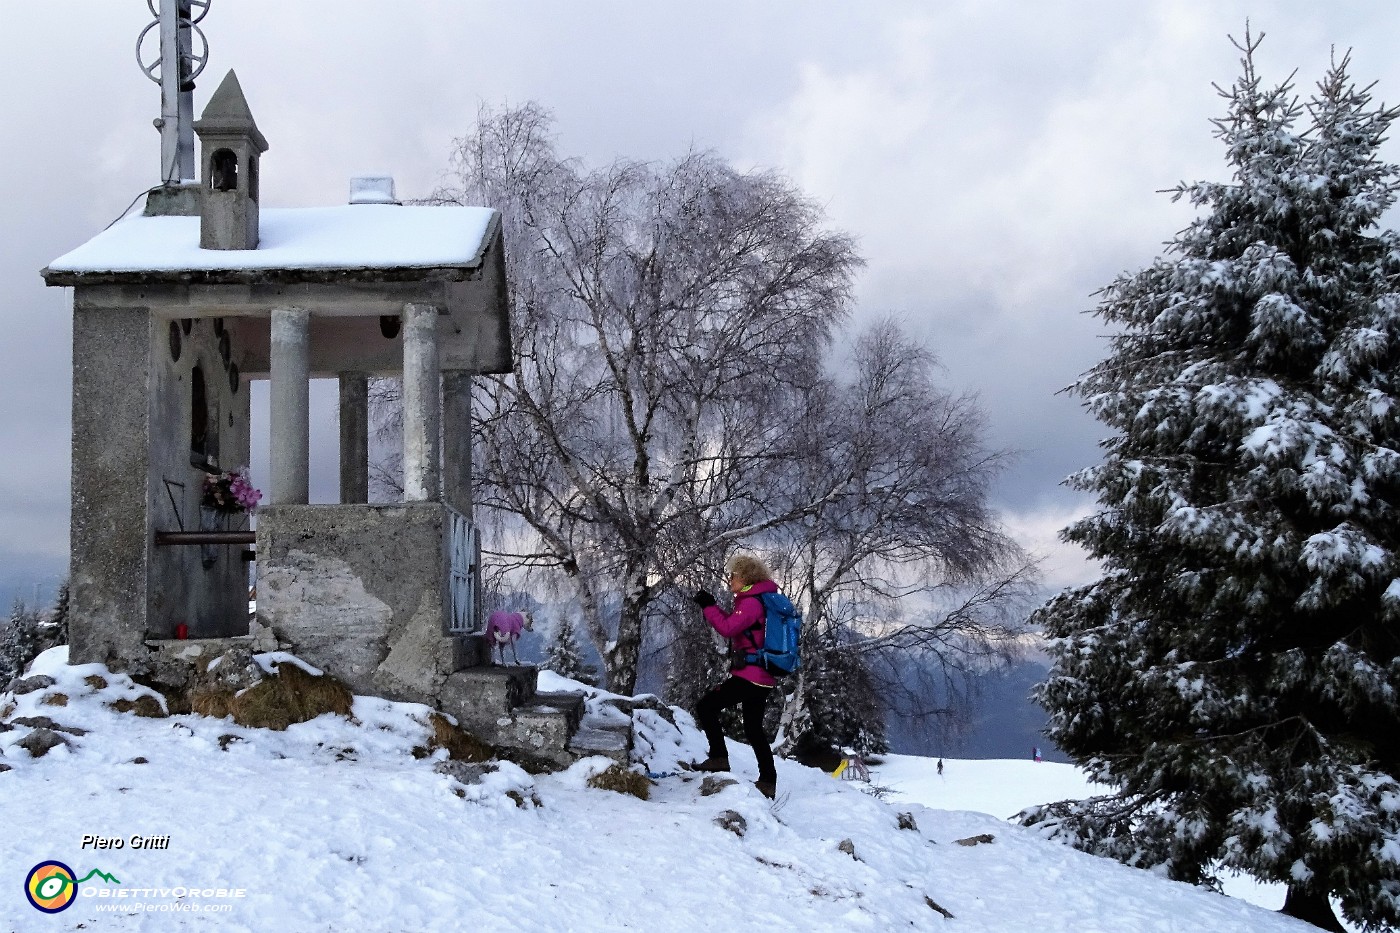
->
[936,758,944,776]
[1033,746,1042,762]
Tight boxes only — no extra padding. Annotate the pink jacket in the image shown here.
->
[485,611,528,640]
[702,579,778,687]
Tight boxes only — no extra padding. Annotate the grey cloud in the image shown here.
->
[4,1,1400,595]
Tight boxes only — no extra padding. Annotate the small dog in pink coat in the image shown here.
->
[484,610,534,665]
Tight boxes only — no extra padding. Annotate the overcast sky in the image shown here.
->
[5,0,1400,604]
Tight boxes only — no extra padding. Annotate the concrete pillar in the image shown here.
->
[69,306,151,664]
[442,371,472,516]
[338,372,369,504]
[269,307,310,505]
[402,303,440,502]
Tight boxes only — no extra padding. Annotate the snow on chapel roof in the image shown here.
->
[43,204,499,284]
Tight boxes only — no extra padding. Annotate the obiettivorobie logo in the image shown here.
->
[24,856,247,916]
[24,861,121,913]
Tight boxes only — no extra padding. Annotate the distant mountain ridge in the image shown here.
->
[878,649,1066,763]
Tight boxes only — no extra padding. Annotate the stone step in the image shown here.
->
[566,722,632,764]
[436,667,645,771]
[450,634,492,670]
[566,695,636,764]
[526,691,587,729]
[439,665,538,726]
[503,692,587,768]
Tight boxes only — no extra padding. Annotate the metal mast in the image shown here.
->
[137,0,211,184]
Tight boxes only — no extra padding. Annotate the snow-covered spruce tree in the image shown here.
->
[1,596,64,687]
[47,582,69,649]
[0,604,32,686]
[793,618,887,756]
[542,615,597,686]
[1027,38,1400,933]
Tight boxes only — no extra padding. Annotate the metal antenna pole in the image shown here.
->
[138,0,211,185]
[158,0,190,183]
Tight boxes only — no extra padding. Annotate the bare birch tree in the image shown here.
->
[433,103,861,695]
[385,104,1032,719]
[754,320,1038,751]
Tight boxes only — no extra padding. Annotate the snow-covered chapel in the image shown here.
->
[42,66,512,703]
[37,3,625,768]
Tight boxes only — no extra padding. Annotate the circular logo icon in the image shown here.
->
[25,861,78,913]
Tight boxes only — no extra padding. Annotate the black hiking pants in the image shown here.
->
[696,676,776,783]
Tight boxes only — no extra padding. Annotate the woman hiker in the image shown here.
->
[690,554,781,799]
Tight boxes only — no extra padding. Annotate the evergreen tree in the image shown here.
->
[542,615,597,686]
[794,619,887,756]
[48,582,70,648]
[1028,36,1400,933]
[1,594,65,687]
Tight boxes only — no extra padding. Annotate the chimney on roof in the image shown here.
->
[194,69,268,249]
[349,175,400,205]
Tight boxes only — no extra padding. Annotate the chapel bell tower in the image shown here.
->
[193,69,266,250]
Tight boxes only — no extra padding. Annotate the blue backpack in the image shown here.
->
[743,592,802,678]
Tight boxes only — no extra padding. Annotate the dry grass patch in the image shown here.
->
[227,663,353,730]
[84,675,108,690]
[188,663,352,731]
[427,713,493,763]
[189,688,236,720]
[41,693,69,707]
[586,764,651,800]
[108,696,167,718]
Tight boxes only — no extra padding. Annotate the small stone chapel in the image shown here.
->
[40,55,618,764]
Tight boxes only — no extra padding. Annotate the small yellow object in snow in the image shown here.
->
[830,756,871,782]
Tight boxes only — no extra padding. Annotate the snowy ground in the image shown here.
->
[0,649,1327,932]
[868,755,1301,921]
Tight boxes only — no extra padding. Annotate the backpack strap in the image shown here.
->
[742,592,768,634]
[740,592,768,664]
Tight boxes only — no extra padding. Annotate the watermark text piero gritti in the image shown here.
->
[81,834,171,850]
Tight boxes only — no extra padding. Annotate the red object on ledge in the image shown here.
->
[175,623,189,640]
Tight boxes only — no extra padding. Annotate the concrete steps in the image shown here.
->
[441,665,537,722]
[143,630,636,771]
[566,718,632,763]
[436,663,630,770]
[504,691,586,766]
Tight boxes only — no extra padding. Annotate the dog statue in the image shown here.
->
[484,610,534,665]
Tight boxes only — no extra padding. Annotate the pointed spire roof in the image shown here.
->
[193,70,268,152]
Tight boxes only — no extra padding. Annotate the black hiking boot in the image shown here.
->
[754,779,777,800]
[690,755,731,773]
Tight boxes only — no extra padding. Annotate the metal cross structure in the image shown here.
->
[136,0,212,185]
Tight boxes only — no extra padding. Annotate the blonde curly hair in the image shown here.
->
[725,554,773,587]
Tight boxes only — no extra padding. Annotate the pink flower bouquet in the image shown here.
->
[202,467,263,515]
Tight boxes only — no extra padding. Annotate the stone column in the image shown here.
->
[338,372,369,504]
[402,303,440,502]
[442,371,472,516]
[69,306,151,664]
[269,307,310,505]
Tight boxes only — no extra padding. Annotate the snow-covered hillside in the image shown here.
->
[1,649,1323,932]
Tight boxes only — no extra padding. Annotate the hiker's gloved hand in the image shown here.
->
[693,590,717,609]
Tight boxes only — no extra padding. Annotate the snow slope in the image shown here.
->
[0,649,1321,932]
